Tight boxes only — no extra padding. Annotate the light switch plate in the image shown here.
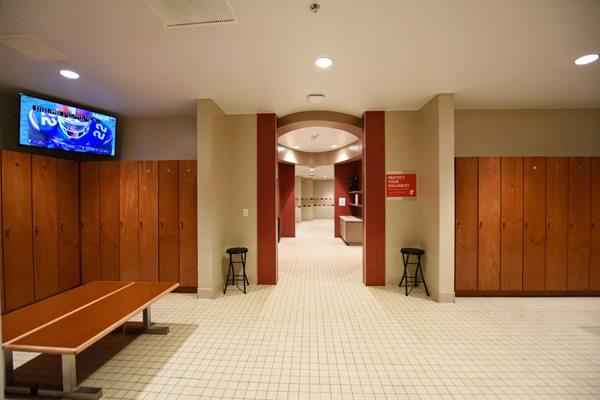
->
[242,208,248,217]
[339,197,346,206]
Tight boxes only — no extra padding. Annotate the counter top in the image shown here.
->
[340,216,363,222]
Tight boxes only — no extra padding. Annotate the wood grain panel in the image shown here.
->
[2,281,131,344]
[500,157,523,291]
[523,157,546,291]
[138,161,159,282]
[545,157,568,290]
[99,162,120,280]
[2,151,34,312]
[454,158,478,291]
[591,157,600,290]
[6,282,178,355]
[159,161,179,283]
[56,158,80,292]
[0,152,3,314]
[567,157,590,290]
[119,161,139,281]
[478,157,501,290]
[179,160,197,287]
[32,155,59,301]
[80,162,100,283]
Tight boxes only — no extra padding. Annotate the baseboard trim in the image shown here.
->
[197,288,212,299]
[174,286,197,293]
[456,290,600,297]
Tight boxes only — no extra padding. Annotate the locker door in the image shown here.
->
[523,157,546,291]
[80,162,100,283]
[478,157,501,291]
[139,161,159,282]
[567,157,590,290]
[119,161,139,281]
[179,160,197,287]
[591,157,600,290]
[159,161,179,283]
[99,161,120,281]
[57,158,80,291]
[1,151,34,311]
[500,157,523,291]
[545,157,568,290]
[32,155,59,300]
[0,153,3,313]
[454,158,478,291]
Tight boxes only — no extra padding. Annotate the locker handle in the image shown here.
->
[478,221,483,229]
[139,221,144,229]
[592,221,597,229]
[120,221,123,228]
[546,220,552,229]
[502,221,506,230]
[456,221,462,228]
[34,225,39,235]
[99,222,104,229]
[179,221,184,229]
[4,227,9,238]
[80,221,85,229]
[59,222,64,231]
[160,221,165,229]
[524,221,529,229]
[569,220,575,228]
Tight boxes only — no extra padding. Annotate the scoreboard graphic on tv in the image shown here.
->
[19,94,117,157]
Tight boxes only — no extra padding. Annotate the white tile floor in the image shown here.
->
[11,219,600,399]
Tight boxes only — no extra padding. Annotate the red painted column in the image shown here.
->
[278,162,296,237]
[257,114,278,284]
[334,160,362,237]
[363,111,386,286]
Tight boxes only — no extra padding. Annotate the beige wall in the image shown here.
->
[301,178,314,221]
[313,179,334,219]
[417,94,455,303]
[120,116,196,160]
[295,176,302,223]
[455,109,600,156]
[384,111,420,284]
[227,115,258,284]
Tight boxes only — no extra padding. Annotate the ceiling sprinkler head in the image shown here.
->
[309,3,321,13]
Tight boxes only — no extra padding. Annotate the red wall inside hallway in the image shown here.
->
[278,162,296,237]
[334,161,362,237]
[362,111,386,286]
[257,114,278,284]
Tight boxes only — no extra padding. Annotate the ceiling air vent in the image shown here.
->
[143,0,236,28]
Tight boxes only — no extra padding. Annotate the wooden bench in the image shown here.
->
[2,281,178,399]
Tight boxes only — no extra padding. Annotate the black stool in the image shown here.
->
[224,247,249,294]
[399,248,429,297]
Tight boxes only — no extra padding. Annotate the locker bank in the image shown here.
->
[0,1,599,399]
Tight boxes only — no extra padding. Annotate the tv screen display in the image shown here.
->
[19,94,117,157]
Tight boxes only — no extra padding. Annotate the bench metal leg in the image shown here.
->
[36,354,102,400]
[3,349,37,396]
[124,306,169,335]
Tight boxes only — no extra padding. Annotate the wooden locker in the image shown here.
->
[80,162,100,283]
[57,158,80,291]
[545,157,568,290]
[567,157,590,290]
[500,157,523,291]
[138,161,159,282]
[478,157,501,291]
[32,155,59,300]
[591,157,600,290]
[0,153,3,314]
[119,161,139,281]
[99,162,120,280]
[179,160,198,287]
[523,157,546,291]
[2,151,35,311]
[454,158,478,291]
[159,161,179,283]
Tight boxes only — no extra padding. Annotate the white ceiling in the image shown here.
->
[296,165,334,180]
[278,127,358,153]
[1,0,599,117]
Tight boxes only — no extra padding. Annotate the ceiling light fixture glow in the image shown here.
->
[574,54,599,65]
[331,145,338,148]
[294,145,300,149]
[59,69,79,79]
[315,57,333,68]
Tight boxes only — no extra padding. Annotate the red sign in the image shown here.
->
[386,171,417,199]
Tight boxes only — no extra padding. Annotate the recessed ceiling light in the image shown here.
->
[59,69,79,79]
[315,57,333,68]
[323,175,327,178]
[307,94,325,104]
[331,144,338,148]
[574,54,599,65]
[294,145,300,149]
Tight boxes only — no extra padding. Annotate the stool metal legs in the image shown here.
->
[223,252,248,294]
[399,253,430,297]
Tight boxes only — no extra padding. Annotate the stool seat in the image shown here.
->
[401,247,425,256]
[226,247,248,255]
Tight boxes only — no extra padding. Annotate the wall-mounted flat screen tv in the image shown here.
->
[19,93,117,157]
